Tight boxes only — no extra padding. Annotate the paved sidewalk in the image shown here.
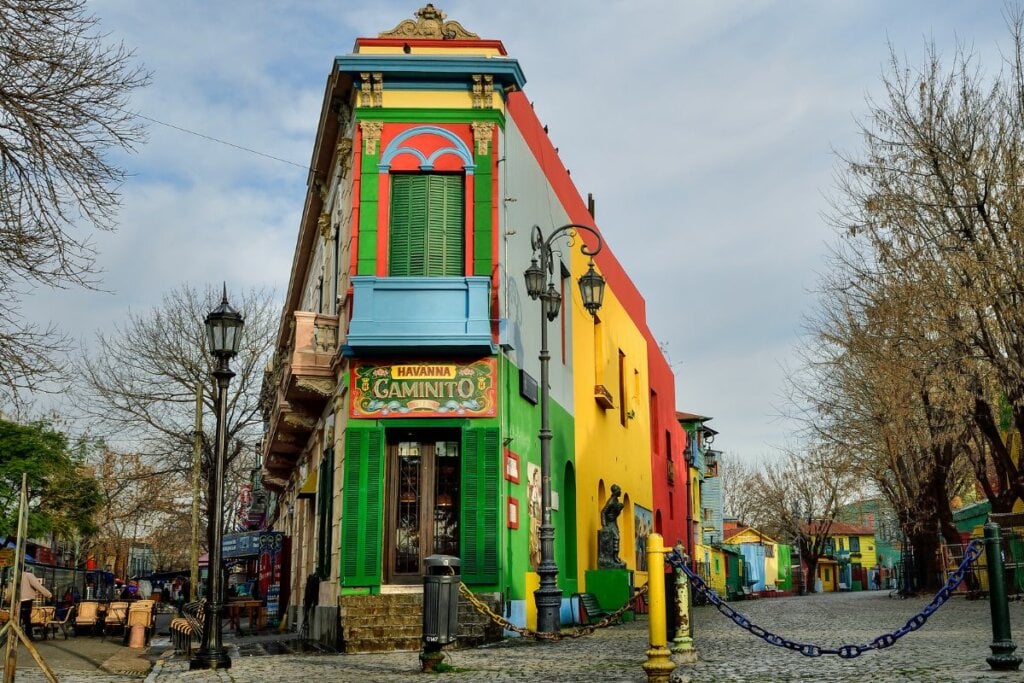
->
[143,591,1024,682]
[10,591,1024,681]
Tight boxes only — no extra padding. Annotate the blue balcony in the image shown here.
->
[345,276,495,354]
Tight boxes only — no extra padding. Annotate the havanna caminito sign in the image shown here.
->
[351,358,497,418]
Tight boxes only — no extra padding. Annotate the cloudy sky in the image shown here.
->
[23,1,1012,461]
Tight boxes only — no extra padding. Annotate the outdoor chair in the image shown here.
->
[101,601,129,641]
[29,606,55,640]
[46,605,75,640]
[74,601,100,635]
[126,600,156,645]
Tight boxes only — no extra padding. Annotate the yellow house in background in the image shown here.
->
[702,545,728,596]
[805,522,878,591]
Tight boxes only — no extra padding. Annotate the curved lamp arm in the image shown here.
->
[525,223,606,318]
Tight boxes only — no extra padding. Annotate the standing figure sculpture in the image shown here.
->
[597,484,627,569]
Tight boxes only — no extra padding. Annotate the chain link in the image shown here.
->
[458,582,649,641]
[666,539,983,658]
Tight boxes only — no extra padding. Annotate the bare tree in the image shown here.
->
[0,0,148,404]
[827,14,1024,507]
[77,284,277,536]
[742,446,861,589]
[782,11,1024,589]
[718,453,758,524]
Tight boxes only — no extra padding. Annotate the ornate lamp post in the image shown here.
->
[523,224,605,635]
[191,286,244,671]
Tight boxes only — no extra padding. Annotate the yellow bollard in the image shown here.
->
[671,542,698,664]
[642,533,677,683]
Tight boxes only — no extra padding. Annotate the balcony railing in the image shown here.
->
[261,310,340,482]
[345,276,494,354]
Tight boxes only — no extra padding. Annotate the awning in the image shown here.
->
[297,469,318,499]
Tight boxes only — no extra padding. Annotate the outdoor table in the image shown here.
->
[225,599,264,635]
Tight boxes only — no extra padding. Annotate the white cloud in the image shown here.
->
[20,0,1015,458]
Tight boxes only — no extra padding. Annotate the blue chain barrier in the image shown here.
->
[666,539,983,658]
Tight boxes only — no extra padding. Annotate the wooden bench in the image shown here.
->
[171,600,205,656]
[573,592,611,624]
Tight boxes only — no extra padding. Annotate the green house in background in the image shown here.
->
[722,545,745,600]
[776,544,792,591]
[953,501,991,539]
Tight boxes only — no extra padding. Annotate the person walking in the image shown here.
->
[20,570,52,639]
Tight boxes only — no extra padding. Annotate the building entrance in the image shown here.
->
[384,429,461,583]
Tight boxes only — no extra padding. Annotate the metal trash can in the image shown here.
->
[422,554,460,645]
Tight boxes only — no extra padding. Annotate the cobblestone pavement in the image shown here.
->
[9,591,1024,681]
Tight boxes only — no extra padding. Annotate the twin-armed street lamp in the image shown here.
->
[523,224,606,635]
[191,286,244,671]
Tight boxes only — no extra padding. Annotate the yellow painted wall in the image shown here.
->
[764,550,778,589]
[852,533,878,570]
[693,542,727,597]
[690,467,701,546]
[380,90,505,111]
[524,570,540,631]
[707,546,727,596]
[356,45,506,57]
[818,561,837,592]
[571,249,653,587]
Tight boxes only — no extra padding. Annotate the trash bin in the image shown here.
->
[422,554,460,646]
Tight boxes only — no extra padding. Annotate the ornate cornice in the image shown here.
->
[318,213,332,241]
[471,74,494,109]
[336,137,353,163]
[471,121,493,155]
[359,72,384,108]
[360,120,384,155]
[379,4,479,40]
[283,411,317,430]
[295,377,335,397]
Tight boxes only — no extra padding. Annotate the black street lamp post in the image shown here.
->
[791,501,805,596]
[191,286,244,671]
[523,224,605,635]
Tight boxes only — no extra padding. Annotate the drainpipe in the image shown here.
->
[685,442,693,556]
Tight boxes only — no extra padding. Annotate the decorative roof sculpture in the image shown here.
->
[379,4,480,40]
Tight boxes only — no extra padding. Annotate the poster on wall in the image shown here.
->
[258,532,283,601]
[266,583,280,622]
[527,462,541,569]
[634,505,653,572]
[350,358,497,418]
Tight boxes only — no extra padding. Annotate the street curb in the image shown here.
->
[144,658,165,683]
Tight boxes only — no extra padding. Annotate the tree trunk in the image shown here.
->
[909,531,942,592]
[805,557,820,591]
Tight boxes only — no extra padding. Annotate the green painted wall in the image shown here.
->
[498,354,577,601]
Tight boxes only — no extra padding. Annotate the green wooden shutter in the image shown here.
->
[316,447,334,578]
[341,426,384,588]
[425,175,464,276]
[389,174,463,276]
[461,427,499,584]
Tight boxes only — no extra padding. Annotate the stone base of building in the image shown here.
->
[337,591,502,653]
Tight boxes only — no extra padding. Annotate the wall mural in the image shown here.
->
[527,462,542,569]
[634,504,653,572]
